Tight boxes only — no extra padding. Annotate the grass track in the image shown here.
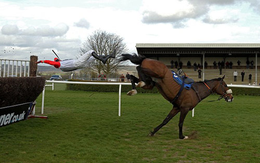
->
[0,88,260,163]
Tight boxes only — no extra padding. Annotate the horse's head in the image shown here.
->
[214,75,233,102]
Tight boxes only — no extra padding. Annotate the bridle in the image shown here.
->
[204,79,233,102]
[216,79,233,101]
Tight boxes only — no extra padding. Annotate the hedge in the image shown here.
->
[229,87,260,96]
[0,77,45,107]
[66,79,159,93]
[66,79,260,96]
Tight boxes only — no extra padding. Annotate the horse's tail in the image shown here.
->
[119,53,146,65]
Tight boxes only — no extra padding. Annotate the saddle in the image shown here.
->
[171,71,194,90]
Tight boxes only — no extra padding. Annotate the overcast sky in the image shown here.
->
[1,0,260,60]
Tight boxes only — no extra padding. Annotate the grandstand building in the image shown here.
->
[136,43,260,85]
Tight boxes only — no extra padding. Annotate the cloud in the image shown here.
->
[203,16,239,24]
[1,24,19,35]
[193,0,236,5]
[1,23,69,37]
[74,18,90,29]
[248,0,260,14]
[141,0,260,27]
[141,0,208,27]
[0,32,82,60]
[0,23,78,60]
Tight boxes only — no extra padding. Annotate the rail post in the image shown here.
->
[30,55,38,77]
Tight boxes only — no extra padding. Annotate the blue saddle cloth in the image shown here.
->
[171,71,194,90]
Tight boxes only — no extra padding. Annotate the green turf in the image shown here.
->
[0,90,259,163]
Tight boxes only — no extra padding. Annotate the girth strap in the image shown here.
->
[170,76,185,105]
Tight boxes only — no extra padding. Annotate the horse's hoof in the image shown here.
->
[127,89,137,96]
[149,132,155,136]
[179,135,189,139]
[137,81,145,88]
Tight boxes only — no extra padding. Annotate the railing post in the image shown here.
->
[16,61,18,76]
[23,61,26,77]
[41,86,45,114]
[19,61,22,77]
[255,53,258,85]
[30,55,38,77]
[11,60,14,76]
[118,84,122,116]
[7,60,10,77]
[3,60,6,77]
[0,60,2,77]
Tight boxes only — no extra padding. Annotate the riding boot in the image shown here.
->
[109,50,116,58]
[92,51,115,64]
[92,51,106,64]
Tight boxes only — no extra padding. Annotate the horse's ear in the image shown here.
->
[222,75,225,79]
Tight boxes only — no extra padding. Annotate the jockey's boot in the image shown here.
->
[109,50,116,58]
[92,51,115,64]
[127,89,137,96]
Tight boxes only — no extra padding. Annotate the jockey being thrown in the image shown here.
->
[37,50,115,72]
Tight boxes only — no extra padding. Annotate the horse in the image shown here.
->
[120,54,233,139]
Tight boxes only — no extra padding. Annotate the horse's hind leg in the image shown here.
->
[150,107,179,136]
[178,108,189,139]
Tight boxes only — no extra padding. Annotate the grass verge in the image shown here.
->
[0,90,259,163]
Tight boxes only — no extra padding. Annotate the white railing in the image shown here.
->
[0,59,30,77]
[227,84,260,88]
[41,81,260,117]
[42,80,131,116]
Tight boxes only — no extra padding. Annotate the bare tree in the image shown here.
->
[80,30,127,76]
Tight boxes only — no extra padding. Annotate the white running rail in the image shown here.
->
[41,81,260,117]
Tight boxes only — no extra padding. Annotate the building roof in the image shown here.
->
[136,43,260,48]
[136,43,260,58]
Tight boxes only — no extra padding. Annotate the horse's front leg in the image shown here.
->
[150,107,179,136]
[136,66,154,89]
[127,75,140,96]
[178,108,189,139]
[127,66,154,96]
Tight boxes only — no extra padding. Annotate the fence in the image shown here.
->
[42,80,131,116]
[42,80,260,117]
[0,59,30,77]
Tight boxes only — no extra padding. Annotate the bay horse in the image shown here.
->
[120,54,233,139]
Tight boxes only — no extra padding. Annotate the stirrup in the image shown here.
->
[127,89,137,96]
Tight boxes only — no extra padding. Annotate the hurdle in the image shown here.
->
[0,56,47,127]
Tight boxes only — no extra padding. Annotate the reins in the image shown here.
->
[203,81,218,102]
[206,79,227,102]
[217,79,228,101]
[203,82,211,90]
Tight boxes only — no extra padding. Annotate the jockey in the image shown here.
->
[37,50,115,72]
